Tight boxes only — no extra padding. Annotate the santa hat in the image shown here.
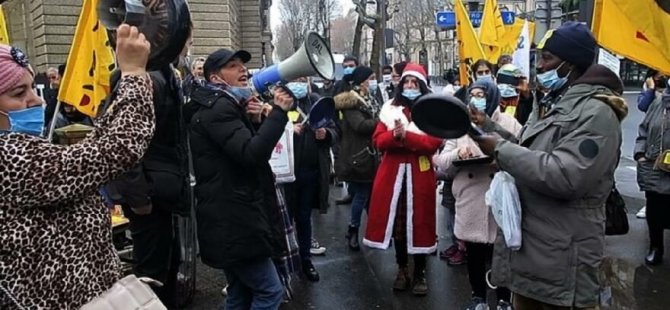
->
[401,63,428,85]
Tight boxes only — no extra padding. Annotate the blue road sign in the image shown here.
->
[502,11,516,25]
[470,11,483,27]
[437,10,516,28]
[436,11,456,28]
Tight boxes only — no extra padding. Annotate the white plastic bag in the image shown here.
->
[269,121,296,184]
[485,171,522,250]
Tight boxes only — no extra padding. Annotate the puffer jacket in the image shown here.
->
[434,108,522,244]
[634,93,670,194]
[188,84,288,269]
[490,65,628,308]
[334,90,379,182]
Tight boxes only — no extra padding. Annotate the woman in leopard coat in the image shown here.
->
[0,25,155,309]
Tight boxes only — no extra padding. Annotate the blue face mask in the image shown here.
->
[402,89,422,101]
[476,74,493,82]
[498,84,518,98]
[227,86,254,103]
[470,97,487,112]
[368,80,378,93]
[286,82,309,99]
[343,67,355,76]
[0,106,45,136]
[537,62,570,91]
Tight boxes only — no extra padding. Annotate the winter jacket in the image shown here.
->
[635,93,670,194]
[637,89,657,112]
[490,65,628,308]
[283,93,338,214]
[188,84,288,269]
[334,90,379,182]
[434,108,521,244]
[0,75,155,309]
[363,99,443,253]
[107,68,190,213]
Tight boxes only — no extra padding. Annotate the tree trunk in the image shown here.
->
[352,17,364,58]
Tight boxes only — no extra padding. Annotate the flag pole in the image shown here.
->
[46,100,61,141]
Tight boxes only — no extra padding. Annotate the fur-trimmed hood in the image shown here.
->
[592,94,628,121]
[574,64,628,121]
[335,91,364,110]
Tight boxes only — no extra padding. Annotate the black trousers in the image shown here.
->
[392,185,426,275]
[646,191,670,253]
[465,242,510,301]
[122,205,179,308]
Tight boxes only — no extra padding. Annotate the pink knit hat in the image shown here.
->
[0,44,33,95]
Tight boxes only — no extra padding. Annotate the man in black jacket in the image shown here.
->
[109,34,193,309]
[187,48,294,309]
[284,77,338,281]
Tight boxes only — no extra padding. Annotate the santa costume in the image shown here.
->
[363,63,442,294]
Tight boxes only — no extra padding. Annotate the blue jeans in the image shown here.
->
[293,170,318,262]
[222,258,284,310]
[348,181,371,228]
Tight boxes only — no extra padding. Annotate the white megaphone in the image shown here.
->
[251,32,335,97]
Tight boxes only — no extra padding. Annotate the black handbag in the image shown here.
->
[605,186,629,236]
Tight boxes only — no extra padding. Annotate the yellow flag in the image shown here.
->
[479,0,506,62]
[456,0,486,86]
[58,0,116,118]
[592,0,670,74]
[499,19,535,55]
[0,5,9,44]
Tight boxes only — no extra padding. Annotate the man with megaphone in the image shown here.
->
[187,48,295,309]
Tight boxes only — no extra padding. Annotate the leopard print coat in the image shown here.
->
[0,75,154,309]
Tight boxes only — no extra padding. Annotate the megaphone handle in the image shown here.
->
[274,83,298,102]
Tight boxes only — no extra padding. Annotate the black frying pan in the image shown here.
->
[411,94,483,139]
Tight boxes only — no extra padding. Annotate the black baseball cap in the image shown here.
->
[203,48,251,81]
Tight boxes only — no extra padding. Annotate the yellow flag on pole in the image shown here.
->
[58,0,116,118]
[479,0,506,62]
[456,0,486,86]
[499,19,535,56]
[592,0,670,74]
[0,5,10,44]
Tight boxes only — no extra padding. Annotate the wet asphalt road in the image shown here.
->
[185,93,670,310]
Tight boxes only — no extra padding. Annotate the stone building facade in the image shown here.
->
[2,0,273,72]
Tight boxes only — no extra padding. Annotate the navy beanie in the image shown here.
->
[539,22,597,72]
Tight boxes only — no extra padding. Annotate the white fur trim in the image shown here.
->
[378,101,426,135]
[362,163,407,250]
[401,70,428,85]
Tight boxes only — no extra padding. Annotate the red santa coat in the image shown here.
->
[363,100,443,254]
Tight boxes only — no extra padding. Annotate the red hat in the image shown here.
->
[401,63,428,85]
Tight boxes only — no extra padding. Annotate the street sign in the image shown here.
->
[437,10,516,29]
[436,11,456,28]
[470,11,483,27]
[501,11,515,25]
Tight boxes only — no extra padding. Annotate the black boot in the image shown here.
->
[302,260,320,282]
[345,225,360,251]
[646,248,664,265]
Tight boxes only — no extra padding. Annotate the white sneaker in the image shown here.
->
[310,238,326,255]
[221,284,228,296]
[637,206,646,219]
